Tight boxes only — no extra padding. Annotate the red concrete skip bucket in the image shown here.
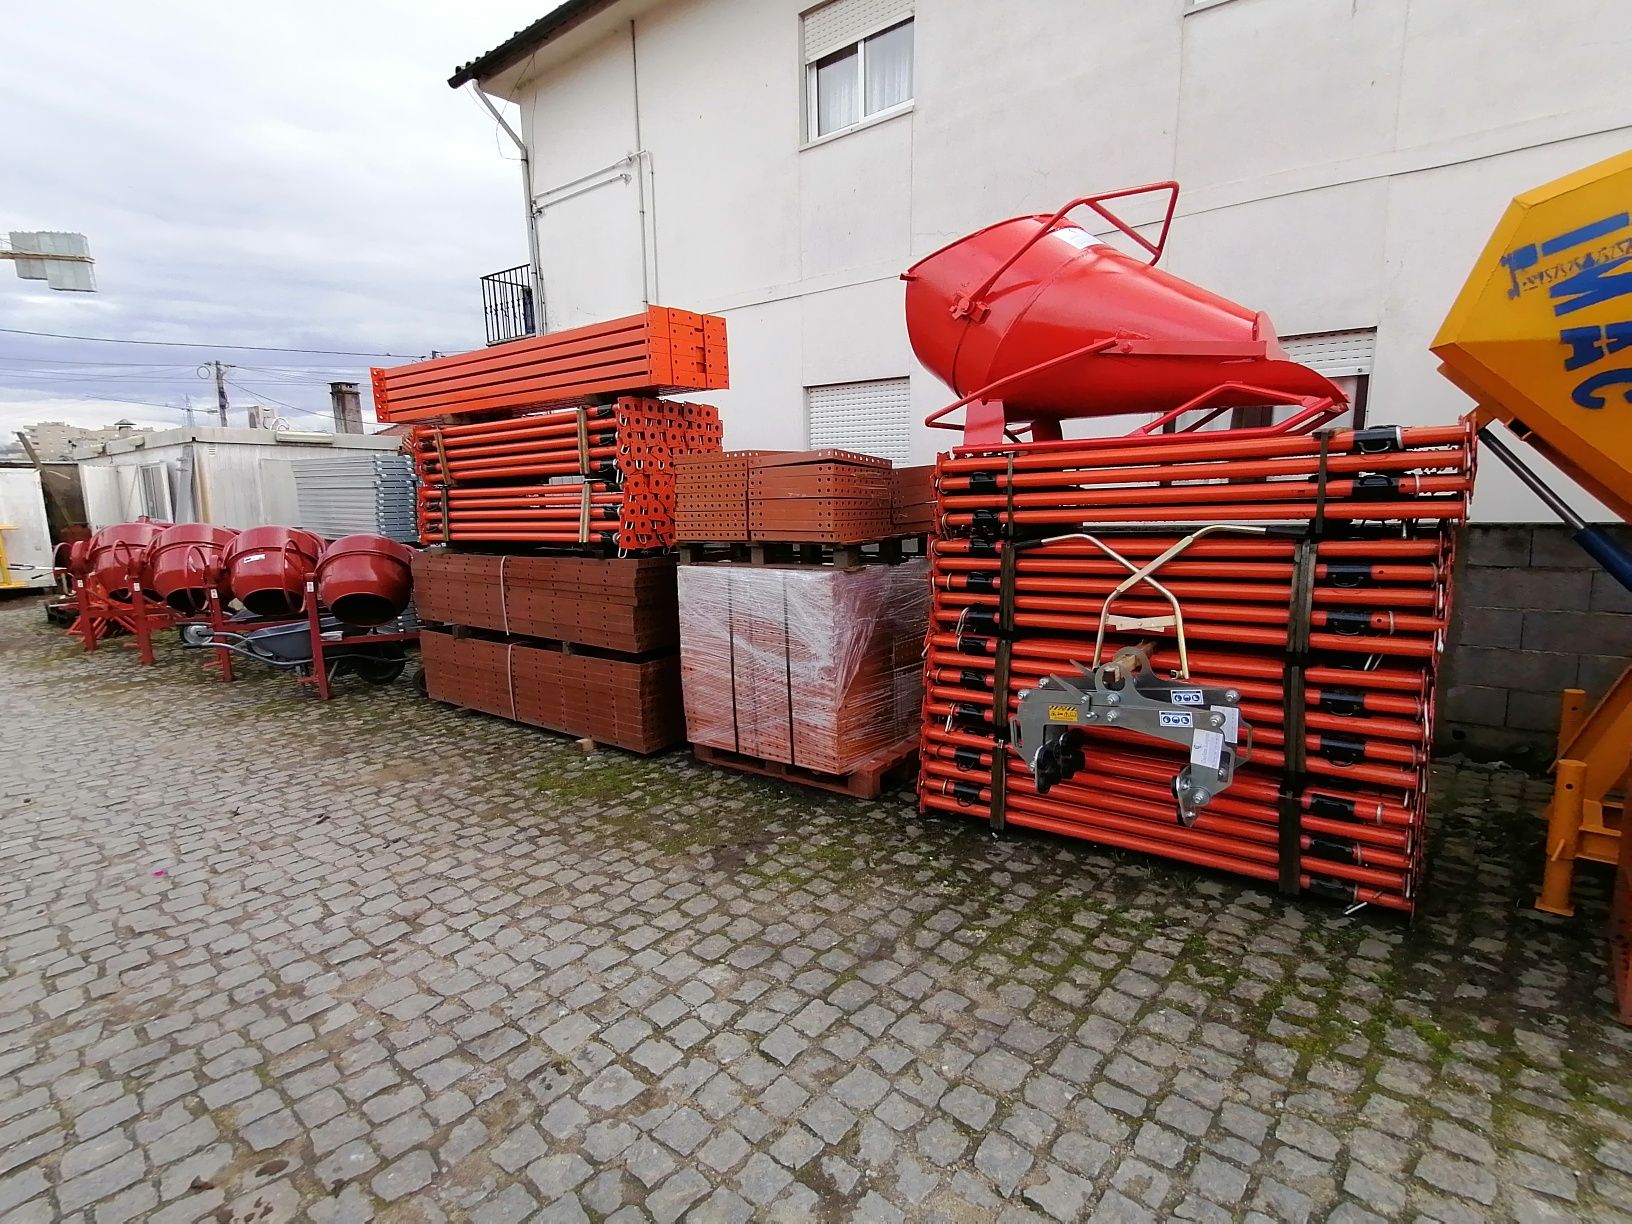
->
[223,526,325,618]
[148,523,239,614]
[315,534,415,628]
[902,182,1347,447]
[89,518,168,601]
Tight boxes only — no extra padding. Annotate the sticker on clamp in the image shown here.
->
[1211,705,1241,743]
[1190,728,1224,772]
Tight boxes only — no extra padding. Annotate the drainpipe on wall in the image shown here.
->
[470,82,548,335]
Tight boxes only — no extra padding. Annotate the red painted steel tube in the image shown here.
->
[939,474,1470,512]
[929,605,1441,659]
[936,578,1445,619]
[938,423,1471,473]
[923,672,1430,748]
[919,734,1417,837]
[919,758,1412,868]
[418,481,617,500]
[937,447,1470,494]
[931,536,1447,561]
[925,680,1426,767]
[411,404,618,441]
[927,662,1430,737]
[415,434,620,464]
[931,783,1416,897]
[925,653,1423,719]
[932,554,1444,588]
[939,499,1468,527]
[418,530,620,544]
[923,698,1424,790]
[924,632,1431,696]
[918,790,1412,912]
[920,725,1417,823]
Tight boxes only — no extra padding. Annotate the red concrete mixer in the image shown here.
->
[88,518,169,601]
[902,183,1346,447]
[315,535,415,628]
[148,524,239,615]
[223,527,325,617]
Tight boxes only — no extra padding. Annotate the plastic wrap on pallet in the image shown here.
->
[678,559,929,775]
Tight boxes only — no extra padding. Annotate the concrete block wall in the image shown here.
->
[1439,524,1632,763]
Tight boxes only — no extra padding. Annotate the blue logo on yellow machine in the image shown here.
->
[1503,212,1632,410]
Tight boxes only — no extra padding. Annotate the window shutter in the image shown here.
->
[1279,328,1376,378]
[807,378,911,462]
[802,0,912,64]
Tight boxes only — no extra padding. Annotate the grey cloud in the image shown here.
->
[0,0,548,433]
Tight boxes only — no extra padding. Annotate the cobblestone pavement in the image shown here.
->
[2,596,1631,1224]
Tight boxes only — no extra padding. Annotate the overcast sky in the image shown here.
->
[0,1,552,437]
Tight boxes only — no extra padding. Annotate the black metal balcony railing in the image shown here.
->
[480,264,536,346]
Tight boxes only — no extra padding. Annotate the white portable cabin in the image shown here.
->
[77,428,404,531]
[0,466,55,588]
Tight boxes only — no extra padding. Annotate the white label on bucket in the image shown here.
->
[1190,729,1224,772]
[238,552,268,564]
[1053,227,1102,251]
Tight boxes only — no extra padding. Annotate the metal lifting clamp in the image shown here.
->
[1005,525,1265,826]
[1012,647,1248,826]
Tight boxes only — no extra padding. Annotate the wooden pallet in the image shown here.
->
[678,535,927,570]
[693,735,918,799]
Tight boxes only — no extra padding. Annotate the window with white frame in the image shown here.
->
[802,0,914,142]
[807,378,911,461]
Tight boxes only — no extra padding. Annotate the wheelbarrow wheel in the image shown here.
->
[352,655,407,686]
[179,623,216,649]
[413,666,428,697]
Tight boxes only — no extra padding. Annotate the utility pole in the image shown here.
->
[329,382,363,434]
[209,361,230,427]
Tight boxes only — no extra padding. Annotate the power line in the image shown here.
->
[223,379,329,422]
[0,325,422,359]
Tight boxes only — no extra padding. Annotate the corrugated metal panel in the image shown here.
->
[8,231,95,292]
[803,0,912,62]
[807,378,912,463]
[291,453,419,542]
[78,438,400,530]
[1281,328,1377,378]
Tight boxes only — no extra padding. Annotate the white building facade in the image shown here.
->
[457,0,1632,520]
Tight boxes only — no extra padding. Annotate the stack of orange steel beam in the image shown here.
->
[412,398,722,551]
[919,419,1476,915]
[372,307,727,424]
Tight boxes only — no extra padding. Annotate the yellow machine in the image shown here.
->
[0,525,32,591]
[1433,148,1632,1018]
